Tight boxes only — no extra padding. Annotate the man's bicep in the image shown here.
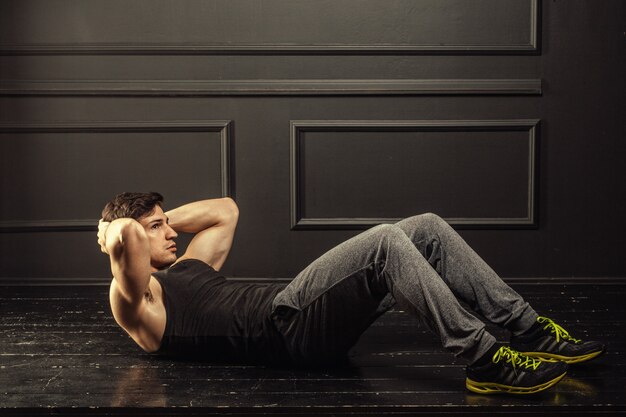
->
[179,221,237,271]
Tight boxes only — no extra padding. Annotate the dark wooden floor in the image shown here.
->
[1,280,625,416]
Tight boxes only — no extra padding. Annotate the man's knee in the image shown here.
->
[394,212,451,242]
[372,215,449,243]
[371,223,406,239]
[416,212,449,231]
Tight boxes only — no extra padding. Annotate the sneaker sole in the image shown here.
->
[520,349,604,364]
[465,372,566,395]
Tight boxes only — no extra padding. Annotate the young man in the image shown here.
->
[97,192,605,395]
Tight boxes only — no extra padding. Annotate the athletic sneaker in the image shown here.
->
[466,346,568,395]
[510,316,606,364]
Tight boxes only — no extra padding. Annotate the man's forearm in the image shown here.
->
[103,218,151,302]
[165,197,239,234]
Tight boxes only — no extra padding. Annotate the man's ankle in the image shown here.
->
[470,343,501,367]
[517,319,543,337]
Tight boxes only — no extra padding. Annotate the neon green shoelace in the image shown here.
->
[537,316,582,344]
[493,346,541,370]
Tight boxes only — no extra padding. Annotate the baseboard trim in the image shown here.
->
[1,276,625,286]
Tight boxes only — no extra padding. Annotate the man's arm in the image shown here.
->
[98,218,152,304]
[166,197,239,271]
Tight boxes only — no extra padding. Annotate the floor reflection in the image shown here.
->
[464,375,599,406]
[111,364,168,407]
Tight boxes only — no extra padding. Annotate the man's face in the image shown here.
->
[138,205,178,271]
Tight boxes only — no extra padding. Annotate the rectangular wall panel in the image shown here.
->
[291,120,538,229]
[0,121,232,231]
[0,0,538,54]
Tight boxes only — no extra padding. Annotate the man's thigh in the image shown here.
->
[272,223,394,312]
[272,269,395,365]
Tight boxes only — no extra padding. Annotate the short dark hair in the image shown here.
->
[101,192,164,222]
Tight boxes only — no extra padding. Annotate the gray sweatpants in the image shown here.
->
[271,213,538,365]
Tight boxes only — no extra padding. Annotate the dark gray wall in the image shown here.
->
[0,0,624,281]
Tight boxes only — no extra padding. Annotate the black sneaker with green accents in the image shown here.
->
[466,346,568,395]
[510,316,606,364]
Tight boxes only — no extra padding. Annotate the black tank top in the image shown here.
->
[152,259,288,364]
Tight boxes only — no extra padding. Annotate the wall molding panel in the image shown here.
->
[0,0,539,55]
[0,79,543,96]
[0,40,539,55]
[0,120,233,233]
[290,119,539,230]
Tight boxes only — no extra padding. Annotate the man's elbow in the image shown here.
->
[221,197,239,221]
